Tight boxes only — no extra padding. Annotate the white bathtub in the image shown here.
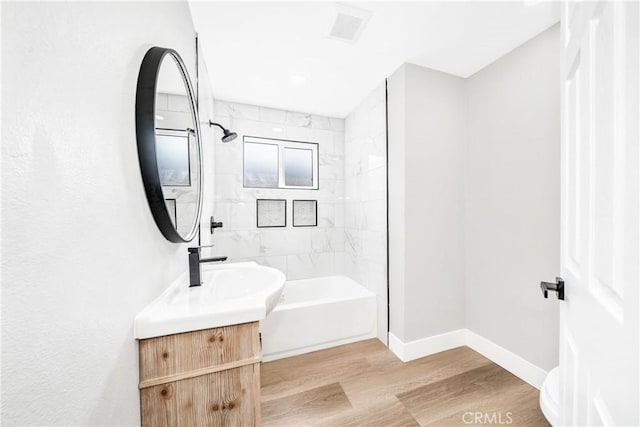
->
[260,275,377,361]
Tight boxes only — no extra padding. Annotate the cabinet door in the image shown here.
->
[140,363,261,427]
[139,323,261,385]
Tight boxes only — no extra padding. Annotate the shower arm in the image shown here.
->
[208,121,225,131]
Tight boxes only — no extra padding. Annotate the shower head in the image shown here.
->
[208,121,238,143]
[221,129,238,143]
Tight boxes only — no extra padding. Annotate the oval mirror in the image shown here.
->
[136,47,202,243]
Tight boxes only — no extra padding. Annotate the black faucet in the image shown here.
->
[188,246,228,287]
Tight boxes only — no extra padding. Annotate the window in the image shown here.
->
[155,129,192,186]
[283,148,314,186]
[243,142,279,188]
[243,136,319,189]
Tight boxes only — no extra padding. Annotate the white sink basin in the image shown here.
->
[134,262,285,339]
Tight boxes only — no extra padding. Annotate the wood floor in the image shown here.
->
[261,339,549,426]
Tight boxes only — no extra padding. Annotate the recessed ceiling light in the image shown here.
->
[155,114,164,121]
[290,75,306,86]
[273,127,283,132]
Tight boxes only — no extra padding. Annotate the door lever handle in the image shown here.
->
[540,277,565,300]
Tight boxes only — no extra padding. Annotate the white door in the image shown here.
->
[560,1,639,425]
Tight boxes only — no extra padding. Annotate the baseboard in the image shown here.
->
[465,330,547,390]
[388,329,467,362]
[387,329,547,390]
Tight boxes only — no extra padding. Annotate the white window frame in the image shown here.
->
[243,135,319,190]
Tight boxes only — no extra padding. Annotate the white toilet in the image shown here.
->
[540,366,561,426]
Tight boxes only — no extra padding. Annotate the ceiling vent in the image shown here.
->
[328,4,372,43]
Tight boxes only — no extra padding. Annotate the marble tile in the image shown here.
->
[317,179,337,202]
[363,200,386,232]
[154,110,192,131]
[211,230,261,258]
[345,145,363,177]
[311,228,345,253]
[372,132,387,153]
[329,117,345,132]
[311,115,331,130]
[314,129,335,153]
[320,153,345,180]
[285,111,312,128]
[211,115,232,132]
[342,82,388,339]
[344,202,362,229]
[287,253,335,281]
[368,166,386,191]
[362,231,386,263]
[334,180,345,202]
[259,107,287,124]
[342,251,366,285]
[368,261,388,297]
[334,252,346,275]
[213,100,346,281]
[331,228,346,252]
[364,143,386,172]
[167,94,190,112]
[214,143,242,175]
[317,203,335,228]
[253,255,288,275]
[333,131,346,156]
[334,205,345,228]
[215,100,260,121]
[155,93,168,111]
[260,228,312,256]
[286,125,315,142]
[230,201,256,230]
[368,102,387,137]
[213,202,231,225]
[214,174,243,202]
[344,229,362,257]
[234,118,291,140]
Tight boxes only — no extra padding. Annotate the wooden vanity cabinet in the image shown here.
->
[138,322,261,426]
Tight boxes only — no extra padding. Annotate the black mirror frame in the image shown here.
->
[135,46,203,243]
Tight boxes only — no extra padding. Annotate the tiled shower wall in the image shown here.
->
[155,93,198,235]
[344,83,388,343]
[209,100,346,280]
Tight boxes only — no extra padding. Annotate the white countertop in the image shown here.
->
[134,262,286,339]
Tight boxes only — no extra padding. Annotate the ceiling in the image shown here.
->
[189,1,560,118]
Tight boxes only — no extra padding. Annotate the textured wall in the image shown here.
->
[210,100,346,280]
[465,25,560,370]
[344,83,388,343]
[1,2,214,425]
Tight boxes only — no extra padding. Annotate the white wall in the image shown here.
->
[387,25,559,372]
[210,100,345,280]
[387,66,407,341]
[1,2,214,425]
[344,83,388,343]
[388,64,467,343]
[465,25,560,370]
